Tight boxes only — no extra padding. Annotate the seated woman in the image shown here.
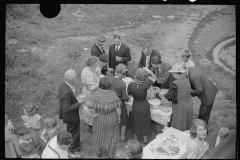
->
[159,65,193,131]
[150,56,172,89]
[84,77,122,158]
[113,139,143,159]
[186,119,209,159]
[128,67,157,145]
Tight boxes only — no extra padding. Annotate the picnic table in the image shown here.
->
[142,127,190,159]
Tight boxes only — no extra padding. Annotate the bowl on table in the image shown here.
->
[148,99,161,110]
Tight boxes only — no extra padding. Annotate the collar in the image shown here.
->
[65,81,74,90]
[96,43,103,50]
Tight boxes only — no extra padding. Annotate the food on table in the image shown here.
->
[169,145,180,155]
[156,147,169,156]
[170,134,176,139]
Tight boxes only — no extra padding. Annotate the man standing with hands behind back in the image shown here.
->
[58,68,85,158]
[138,42,162,69]
[108,34,131,75]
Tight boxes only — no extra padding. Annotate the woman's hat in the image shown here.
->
[168,64,186,73]
[96,35,106,44]
[151,56,162,64]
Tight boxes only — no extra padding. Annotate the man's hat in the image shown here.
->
[99,53,109,63]
[96,35,106,44]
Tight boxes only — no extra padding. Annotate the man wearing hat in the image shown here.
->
[150,56,173,89]
[108,34,131,75]
[186,67,219,125]
[138,42,162,69]
[91,35,106,57]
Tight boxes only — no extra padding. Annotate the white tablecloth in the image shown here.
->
[125,98,172,126]
[142,127,190,159]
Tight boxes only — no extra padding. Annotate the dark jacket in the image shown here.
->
[138,49,161,69]
[58,82,80,124]
[108,43,131,69]
[188,67,219,106]
[91,43,105,57]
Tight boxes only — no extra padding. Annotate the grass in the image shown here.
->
[5,4,236,158]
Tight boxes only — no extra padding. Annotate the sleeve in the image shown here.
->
[146,80,154,89]
[190,77,203,97]
[138,53,144,68]
[121,47,131,63]
[165,83,178,104]
[91,47,99,57]
[186,141,199,159]
[32,114,41,129]
[62,93,80,113]
[121,83,129,102]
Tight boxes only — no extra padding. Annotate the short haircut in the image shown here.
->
[17,126,30,136]
[57,131,73,146]
[182,49,191,57]
[219,127,230,139]
[115,63,127,75]
[44,118,57,130]
[24,102,39,114]
[125,140,143,159]
[86,56,99,67]
[64,68,77,81]
[190,119,209,138]
[142,42,152,50]
[113,34,121,40]
[99,76,112,90]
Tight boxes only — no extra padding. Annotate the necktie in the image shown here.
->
[115,45,118,52]
[101,47,105,53]
[146,56,150,69]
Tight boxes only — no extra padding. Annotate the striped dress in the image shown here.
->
[84,88,122,157]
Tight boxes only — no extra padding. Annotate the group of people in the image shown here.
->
[5,34,235,159]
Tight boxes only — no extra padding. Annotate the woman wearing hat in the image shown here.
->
[159,65,193,131]
[127,67,157,145]
[150,56,173,89]
[84,77,122,158]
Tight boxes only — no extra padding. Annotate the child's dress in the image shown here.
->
[38,128,59,155]
[21,113,41,144]
[18,137,40,158]
[5,124,22,158]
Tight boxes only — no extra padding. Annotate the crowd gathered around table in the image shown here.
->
[5,34,236,159]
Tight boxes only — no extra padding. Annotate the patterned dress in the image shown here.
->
[81,66,101,126]
[84,89,122,157]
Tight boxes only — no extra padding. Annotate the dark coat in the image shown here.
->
[108,43,131,69]
[91,43,105,57]
[188,67,219,106]
[138,49,161,69]
[58,82,80,124]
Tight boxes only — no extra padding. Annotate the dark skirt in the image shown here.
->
[119,99,128,128]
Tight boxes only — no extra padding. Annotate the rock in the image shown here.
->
[17,49,29,53]
[152,15,162,19]
[208,29,211,32]
[83,48,88,51]
[167,15,175,19]
[7,39,17,45]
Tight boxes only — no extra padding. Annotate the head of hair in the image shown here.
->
[134,69,149,82]
[64,68,77,81]
[113,34,121,40]
[190,119,209,138]
[57,131,73,146]
[44,118,57,130]
[219,127,230,139]
[182,49,191,57]
[99,76,112,90]
[17,126,30,137]
[86,56,99,67]
[142,42,152,50]
[24,102,39,115]
[115,63,127,75]
[125,140,143,159]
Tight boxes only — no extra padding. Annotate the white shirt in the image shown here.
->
[180,59,195,69]
[115,43,121,51]
[145,50,152,69]
[41,135,69,159]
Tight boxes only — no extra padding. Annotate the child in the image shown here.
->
[215,127,230,147]
[21,102,41,144]
[38,118,58,155]
[17,126,40,158]
[5,114,22,158]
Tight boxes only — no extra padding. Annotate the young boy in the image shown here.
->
[215,127,230,147]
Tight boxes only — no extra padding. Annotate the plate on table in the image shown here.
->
[168,145,181,156]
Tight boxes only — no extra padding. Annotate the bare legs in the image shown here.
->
[121,126,126,141]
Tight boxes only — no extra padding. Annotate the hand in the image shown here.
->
[204,141,209,150]
[116,56,122,62]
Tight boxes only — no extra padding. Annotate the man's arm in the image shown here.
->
[138,52,144,68]
[121,47,131,63]
[91,46,99,57]
[62,93,81,113]
[190,77,204,97]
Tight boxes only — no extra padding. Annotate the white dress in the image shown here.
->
[81,66,101,126]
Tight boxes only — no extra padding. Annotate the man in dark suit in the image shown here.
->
[108,34,131,75]
[186,67,219,124]
[91,35,108,75]
[138,42,162,69]
[58,68,85,158]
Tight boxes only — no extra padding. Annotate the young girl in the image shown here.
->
[5,114,22,158]
[38,118,58,155]
[21,102,41,144]
[17,126,40,158]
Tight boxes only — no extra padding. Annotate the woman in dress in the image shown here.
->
[81,56,103,133]
[110,63,130,142]
[160,65,193,131]
[127,67,157,145]
[186,119,209,159]
[84,77,122,158]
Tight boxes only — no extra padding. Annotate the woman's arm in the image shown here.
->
[142,67,157,82]
[163,84,178,103]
